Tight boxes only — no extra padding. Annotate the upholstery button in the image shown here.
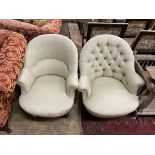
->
[110,51,112,54]
[97,43,100,47]
[118,65,121,68]
[124,59,128,62]
[104,57,107,59]
[113,57,116,60]
[113,70,116,73]
[88,59,91,62]
[100,50,103,53]
[96,57,98,60]
[122,73,125,76]
[117,44,120,48]
[120,51,123,55]
[91,51,95,54]
[107,42,110,46]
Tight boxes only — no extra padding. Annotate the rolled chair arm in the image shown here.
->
[124,71,145,95]
[78,76,91,98]
[66,72,78,97]
[18,68,35,94]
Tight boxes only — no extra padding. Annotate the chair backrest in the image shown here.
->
[98,19,113,23]
[151,21,155,30]
[24,34,78,79]
[125,19,153,38]
[86,22,128,40]
[131,30,155,69]
[131,30,155,54]
[80,34,135,84]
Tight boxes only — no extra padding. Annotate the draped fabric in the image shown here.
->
[0,30,27,127]
[0,19,62,41]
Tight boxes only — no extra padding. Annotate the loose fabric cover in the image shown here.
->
[18,34,78,117]
[0,19,62,41]
[79,34,144,117]
[0,30,27,127]
[32,19,48,27]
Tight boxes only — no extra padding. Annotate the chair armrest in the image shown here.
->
[78,76,91,98]
[66,73,78,97]
[17,68,35,94]
[135,59,155,93]
[125,71,145,95]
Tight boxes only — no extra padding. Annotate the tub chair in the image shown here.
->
[18,34,78,117]
[79,34,144,118]
[0,30,27,131]
[0,19,62,42]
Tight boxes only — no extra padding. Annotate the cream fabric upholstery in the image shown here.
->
[79,34,144,117]
[18,34,78,117]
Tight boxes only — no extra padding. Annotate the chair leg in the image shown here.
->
[128,111,137,119]
[0,122,12,134]
[63,113,70,118]
[132,111,138,119]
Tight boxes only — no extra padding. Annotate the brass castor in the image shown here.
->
[0,127,12,134]
[0,122,12,134]
[6,128,12,134]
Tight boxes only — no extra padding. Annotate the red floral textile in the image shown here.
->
[0,30,27,127]
[0,19,62,41]
[81,105,155,135]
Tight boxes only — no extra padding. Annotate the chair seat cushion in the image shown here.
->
[83,77,139,118]
[19,75,74,117]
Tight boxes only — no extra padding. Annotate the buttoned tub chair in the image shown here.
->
[18,34,78,117]
[79,34,145,118]
[0,30,27,131]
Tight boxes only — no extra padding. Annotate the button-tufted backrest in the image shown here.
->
[24,34,78,79]
[80,34,135,86]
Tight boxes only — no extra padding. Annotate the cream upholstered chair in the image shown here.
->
[79,34,145,118]
[18,34,78,117]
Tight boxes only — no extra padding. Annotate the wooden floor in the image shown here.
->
[0,92,82,135]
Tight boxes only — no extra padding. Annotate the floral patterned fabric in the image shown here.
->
[0,30,27,127]
[32,19,48,27]
[0,19,62,42]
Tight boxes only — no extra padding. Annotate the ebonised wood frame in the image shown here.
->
[131,30,155,53]
[125,19,153,29]
[86,22,128,40]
